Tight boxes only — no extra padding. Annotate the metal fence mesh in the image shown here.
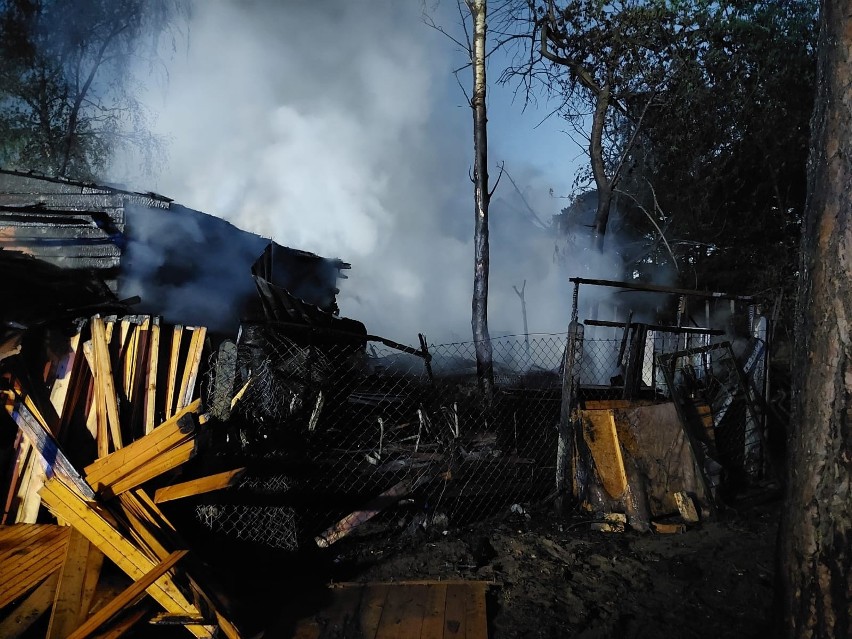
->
[196,323,767,549]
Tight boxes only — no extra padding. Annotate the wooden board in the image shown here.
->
[291,581,490,639]
[38,478,211,639]
[47,526,92,638]
[579,410,627,499]
[0,571,60,639]
[153,468,246,504]
[0,524,71,608]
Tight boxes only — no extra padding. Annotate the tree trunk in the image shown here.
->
[469,0,494,399]
[776,1,852,636]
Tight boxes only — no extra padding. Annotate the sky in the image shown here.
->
[116,0,616,345]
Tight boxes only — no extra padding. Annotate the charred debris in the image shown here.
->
[0,169,783,636]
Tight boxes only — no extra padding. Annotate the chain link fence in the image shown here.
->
[195,328,567,550]
[192,320,768,549]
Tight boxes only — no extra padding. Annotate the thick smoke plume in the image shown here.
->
[114,1,626,346]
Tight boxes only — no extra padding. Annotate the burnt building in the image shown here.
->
[0,169,353,333]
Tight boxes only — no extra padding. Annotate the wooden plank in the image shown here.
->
[14,445,45,523]
[3,390,96,499]
[83,339,108,458]
[89,603,150,639]
[376,585,424,639]
[0,527,70,588]
[128,318,152,438]
[149,612,209,625]
[176,327,206,413]
[321,584,363,637]
[66,550,188,639]
[144,319,160,435]
[0,571,60,639]
[117,493,170,562]
[90,317,123,451]
[50,330,81,433]
[419,584,448,639]
[2,433,27,524]
[443,585,467,638]
[463,583,488,639]
[0,522,49,550]
[105,439,197,498]
[360,584,390,639]
[83,399,199,491]
[0,526,70,608]
[48,526,92,639]
[580,410,627,499]
[214,609,244,639]
[77,544,105,628]
[134,489,178,534]
[315,479,411,547]
[38,479,210,638]
[154,468,246,504]
[165,326,183,419]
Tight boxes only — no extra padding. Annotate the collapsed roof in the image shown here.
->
[0,169,354,333]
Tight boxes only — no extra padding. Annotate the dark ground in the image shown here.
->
[188,492,781,639]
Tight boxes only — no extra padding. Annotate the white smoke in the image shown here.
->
[112,1,620,346]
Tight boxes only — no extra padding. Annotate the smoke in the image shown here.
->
[112,1,627,346]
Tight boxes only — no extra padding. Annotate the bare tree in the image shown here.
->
[469,0,495,398]
[776,0,852,635]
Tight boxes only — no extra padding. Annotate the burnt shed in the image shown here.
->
[0,169,352,333]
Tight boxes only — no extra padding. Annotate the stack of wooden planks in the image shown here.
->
[0,315,246,637]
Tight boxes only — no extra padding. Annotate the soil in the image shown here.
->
[236,492,781,638]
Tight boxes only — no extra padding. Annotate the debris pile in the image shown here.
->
[0,315,247,637]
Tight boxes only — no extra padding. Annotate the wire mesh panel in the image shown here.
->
[657,342,766,498]
[199,329,568,548]
[197,322,767,549]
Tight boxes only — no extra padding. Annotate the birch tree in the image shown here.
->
[468,0,495,398]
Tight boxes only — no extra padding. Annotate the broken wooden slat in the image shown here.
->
[13,444,44,524]
[77,544,105,629]
[83,399,200,492]
[128,318,152,439]
[315,479,411,548]
[47,527,92,639]
[117,493,171,563]
[90,317,123,451]
[165,326,184,419]
[105,439,197,498]
[88,604,150,639]
[150,613,209,626]
[0,571,60,639]
[177,327,206,413]
[2,432,27,524]
[3,392,96,499]
[0,525,71,608]
[153,468,246,504]
[39,478,211,639]
[49,329,82,437]
[144,318,161,435]
[66,550,188,639]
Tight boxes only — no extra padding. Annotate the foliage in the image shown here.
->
[498,0,817,313]
[0,0,188,180]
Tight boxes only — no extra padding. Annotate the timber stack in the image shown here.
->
[0,314,246,638]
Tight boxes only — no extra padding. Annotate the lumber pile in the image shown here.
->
[0,315,245,637]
